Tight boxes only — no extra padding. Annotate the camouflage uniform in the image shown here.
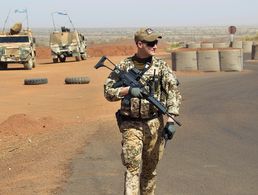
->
[104,56,181,195]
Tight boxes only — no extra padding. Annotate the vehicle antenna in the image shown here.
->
[51,12,57,31]
[2,9,11,33]
[66,12,75,31]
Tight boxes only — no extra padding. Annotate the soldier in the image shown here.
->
[104,28,182,195]
[9,23,22,35]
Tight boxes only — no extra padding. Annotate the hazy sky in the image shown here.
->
[1,0,258,28]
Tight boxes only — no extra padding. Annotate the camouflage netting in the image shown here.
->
[10,23,22,35]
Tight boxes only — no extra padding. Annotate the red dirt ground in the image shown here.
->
[36,40,168,59]
[0,40,211,194]
[0,41,175,195]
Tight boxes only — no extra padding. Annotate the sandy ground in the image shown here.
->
[0,43,176,195]
[1,42,257,194]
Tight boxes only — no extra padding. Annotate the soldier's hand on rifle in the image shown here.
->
[163,122,176,140]
[119,86,130,96]
[129,87,143,98]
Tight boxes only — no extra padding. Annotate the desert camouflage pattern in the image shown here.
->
[120,117,165,195]
[104,56,181,194]
[104,56,182,118]
[0,27,36,70]
[50,31,78,46]
[50,30,87,61]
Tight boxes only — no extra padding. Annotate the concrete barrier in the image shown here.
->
[201,43,213,48]
[158,54,172,66]
[213,42,228,48]
[242,41,253,53]
[187,43,201,48]
[197,50,220,71]
[171,47,244,72]
[232,41,243,49]
[251,45,258,60]
[220,49,243,71]
[242,41,253,60]
[172,50,198,71]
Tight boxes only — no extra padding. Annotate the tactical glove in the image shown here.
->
[129,87,143,98]
[163,122,176,140]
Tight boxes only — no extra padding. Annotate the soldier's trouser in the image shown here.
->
[119,117,165,195]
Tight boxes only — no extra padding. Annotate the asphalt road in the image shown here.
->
[60,62,258,195]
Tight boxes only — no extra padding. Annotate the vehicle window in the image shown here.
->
[0,36,29,43]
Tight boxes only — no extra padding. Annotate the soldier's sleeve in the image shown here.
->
[161,63,182,116]
[104,71,124,102]
[104,60,128,102]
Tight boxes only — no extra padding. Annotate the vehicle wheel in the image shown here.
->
[64,76,90,84]
[24,78,48,85]
[53,58,58,63]
[81,53,87,60]
[59,56,66,62]
[0,63,8,70]
[32,59,36,68]
[75,56,81,61]
[24,58,33,70]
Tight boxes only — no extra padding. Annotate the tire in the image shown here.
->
[24,58,33,70]
[64,76,90,84]
[75,56,81,61]
[53,58,58,63]
[59,56,66,62]
[32,59,36,68]
[81,53,87,60]
[24,78,48,85]
[0,63,8,70]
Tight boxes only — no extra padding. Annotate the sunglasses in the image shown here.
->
[142,40,158,47]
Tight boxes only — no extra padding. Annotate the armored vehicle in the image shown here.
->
[0,23,36,70]
[50,26,87,63]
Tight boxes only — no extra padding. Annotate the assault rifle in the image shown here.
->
[94,56,181,126]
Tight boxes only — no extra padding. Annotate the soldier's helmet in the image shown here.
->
[10,23,22,35]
